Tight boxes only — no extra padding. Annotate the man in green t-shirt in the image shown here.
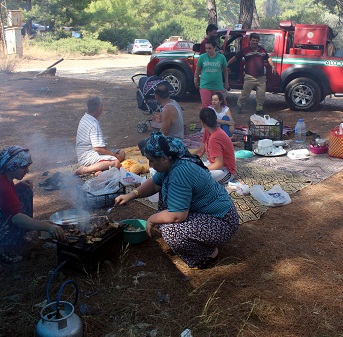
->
[194,38,229,108]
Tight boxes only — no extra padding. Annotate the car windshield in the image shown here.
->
[135,39,149,44]
[160,42,176,47]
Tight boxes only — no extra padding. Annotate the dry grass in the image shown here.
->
[0,54,19,73]
[21,42,61,60]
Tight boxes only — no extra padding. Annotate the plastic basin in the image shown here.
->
[309,144,328,154]
[120,219,148,244]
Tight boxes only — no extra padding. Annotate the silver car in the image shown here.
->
[127,39,153,55]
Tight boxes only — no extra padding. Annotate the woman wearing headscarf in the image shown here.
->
[116,132,239,269]
[0,146,65,264]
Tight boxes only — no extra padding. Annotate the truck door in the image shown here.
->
[258,33,282,91]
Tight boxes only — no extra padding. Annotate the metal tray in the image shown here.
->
[253,148,287,157]
[49,209,90,225]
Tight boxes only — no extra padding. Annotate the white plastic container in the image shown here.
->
[294,119,306,143]
[257,139,273,155]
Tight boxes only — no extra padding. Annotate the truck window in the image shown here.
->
[259,34,275,53]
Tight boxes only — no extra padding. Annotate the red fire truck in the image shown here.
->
[147,21,343,111]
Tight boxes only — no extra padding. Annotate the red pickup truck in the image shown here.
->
[147,20,343,111]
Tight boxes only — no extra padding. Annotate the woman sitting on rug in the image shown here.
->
[194,107,236,185]
[209,91,236,139]
[0,146,65,264]
[115,132,239,269]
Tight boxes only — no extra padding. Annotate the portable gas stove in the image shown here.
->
[52,213,126,272]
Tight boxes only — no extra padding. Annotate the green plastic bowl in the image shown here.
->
[120,219,148,244]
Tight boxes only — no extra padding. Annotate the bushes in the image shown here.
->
[98,28,136,50]
[28,35,118,56]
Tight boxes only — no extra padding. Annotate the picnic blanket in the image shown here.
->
[130,160,312,224]
[61,141,343,224]
[245,141,343,183]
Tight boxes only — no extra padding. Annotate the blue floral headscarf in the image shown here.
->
[0,146,32,174]
[144,132,186,158]
[143,132,208,170]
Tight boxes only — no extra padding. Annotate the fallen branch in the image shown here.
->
[36,58,64,77]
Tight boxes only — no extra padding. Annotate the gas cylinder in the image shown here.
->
[36,301,83,337]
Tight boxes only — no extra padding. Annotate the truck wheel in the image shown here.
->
[285,77,321,111]
[160,69,187,99]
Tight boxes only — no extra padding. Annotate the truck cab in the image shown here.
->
[147,21,343,111]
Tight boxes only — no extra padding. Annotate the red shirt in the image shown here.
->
[202,128,236,175]
[0,174,22,217]
[200,38,207,54]
[235,45,269,77]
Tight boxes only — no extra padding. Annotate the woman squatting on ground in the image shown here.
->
[116,132,239,269]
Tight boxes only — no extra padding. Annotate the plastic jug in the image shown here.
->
[294,119,306,143]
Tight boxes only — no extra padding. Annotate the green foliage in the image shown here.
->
[85,0,135,29]
[146,16,207,48]
[20,0,93,31]
[29,36,117,55]
[256,0,328,28]
[98,28,137,50]
[7,0,343,56]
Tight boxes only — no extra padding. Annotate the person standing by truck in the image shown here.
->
[200,24,218,54]
[194,38,229,108]
[227,33,276,115]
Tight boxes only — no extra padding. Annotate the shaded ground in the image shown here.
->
[1,55,343,337]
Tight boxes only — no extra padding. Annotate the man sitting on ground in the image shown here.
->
[74,96,125,176]
[151,83,184,140]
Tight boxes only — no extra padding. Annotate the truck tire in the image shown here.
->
[160,69,187,99]
[285,77,321,111]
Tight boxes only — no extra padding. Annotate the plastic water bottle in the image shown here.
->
[338,122,343,135]
[294,119,306,143]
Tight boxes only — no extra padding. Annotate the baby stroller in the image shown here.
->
[131,74,175,133]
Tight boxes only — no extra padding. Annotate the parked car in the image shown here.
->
[22,22,49,36]
[127,39,153,55]
[155,40,194,53]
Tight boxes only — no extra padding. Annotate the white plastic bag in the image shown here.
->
[81,167,121,196]
[250,185,291,207]
[226,181,250,195]
[119,167,142,186]
[250,114,278,126]
[141,176,159,202]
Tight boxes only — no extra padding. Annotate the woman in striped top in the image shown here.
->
[116,132,239,269]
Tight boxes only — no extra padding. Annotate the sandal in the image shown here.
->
[197,254,219,269]
[0,251,23,264]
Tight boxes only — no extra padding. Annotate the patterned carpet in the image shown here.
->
[231,161,312,223]
[245,148,343,183]
[61,141,343,224]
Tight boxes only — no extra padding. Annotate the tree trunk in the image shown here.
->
[239,0,254,29]
[25,0,32,36]
[252,1,260,29]
[207,0,217,25]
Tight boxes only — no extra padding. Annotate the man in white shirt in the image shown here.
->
[74,96,125,176]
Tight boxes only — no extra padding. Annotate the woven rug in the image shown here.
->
[245,141,343,184]
[60,142,343,224]
[183,131,203,149]
[231,161,312,224]
[129,160,312,224]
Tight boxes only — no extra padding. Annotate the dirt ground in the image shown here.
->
[1,54,343,337]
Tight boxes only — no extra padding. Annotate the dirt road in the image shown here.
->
[16,53,151,83]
